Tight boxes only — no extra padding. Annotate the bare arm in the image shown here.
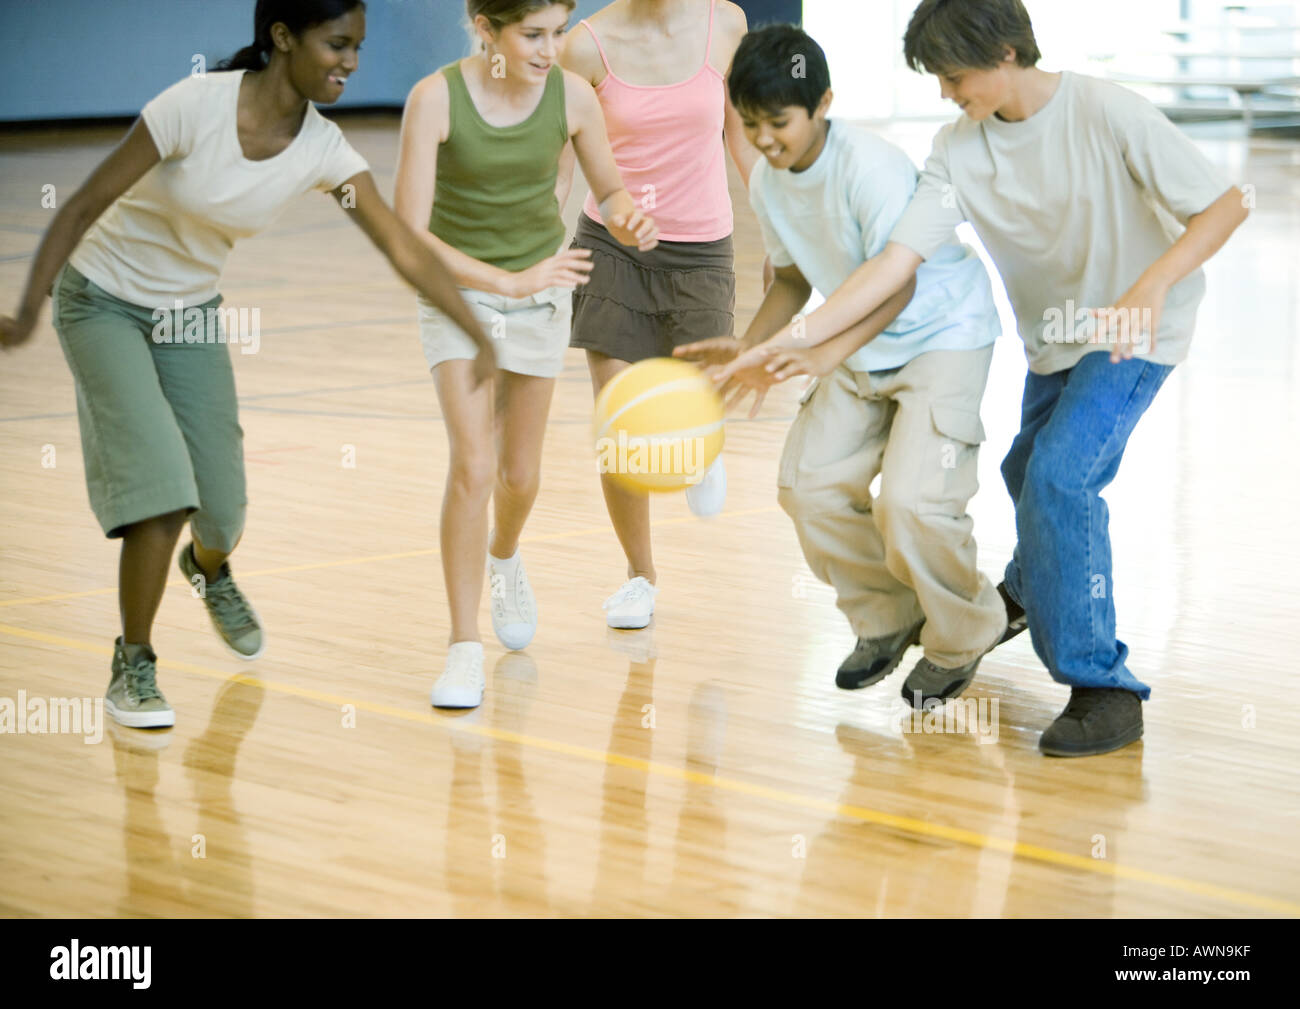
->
[674,263,811,367]
[1148,187,1249,288]
[718,2,760,189]
[565,70,658,250]
[556,26,602,212]
[758,241,923,353]
[334,170,496,385]
[555,140,577,212]
[765,275,918,380]
[393,73,517,296]
[1,119,160,346]
[1098,186,1249,361]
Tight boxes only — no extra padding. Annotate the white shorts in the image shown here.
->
[418,285,572,378]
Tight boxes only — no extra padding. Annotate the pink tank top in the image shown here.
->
[580,0,733,243]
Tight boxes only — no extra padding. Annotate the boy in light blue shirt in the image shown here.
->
[679,23,1007,698]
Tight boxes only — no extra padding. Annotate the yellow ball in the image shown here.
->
[593,357,725,493]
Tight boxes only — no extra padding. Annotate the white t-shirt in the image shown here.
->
[749,119,999,373]
[889,72,1232,374]
[70,70,369,308]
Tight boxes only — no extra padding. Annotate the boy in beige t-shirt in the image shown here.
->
[718,0,1249,756]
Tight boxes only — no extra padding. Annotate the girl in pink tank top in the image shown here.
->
[578,3,733,241]
[560,0,758,630]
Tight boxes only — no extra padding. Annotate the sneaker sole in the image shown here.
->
[493,628,536,651]
[105,698,175,729]
[836,624,923,690]
[607,613,653,630]
[430,692,483,710]
[1039,722,1143,757]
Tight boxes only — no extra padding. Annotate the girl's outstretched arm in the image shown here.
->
[334,170,495,387]
[1,119,160,348]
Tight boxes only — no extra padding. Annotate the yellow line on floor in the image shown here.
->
[1,619,1295,917]
[0,507,780,609]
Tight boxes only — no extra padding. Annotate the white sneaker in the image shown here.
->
[603,576,657,629]
[685,456,727,518]
[431,641,485,709]
[488,545,537,651]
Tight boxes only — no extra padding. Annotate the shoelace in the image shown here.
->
[205,576,256,632]
[441,655,483,689]
[489,569,530,621]
[126,661,164,703]
[604,578,652,610]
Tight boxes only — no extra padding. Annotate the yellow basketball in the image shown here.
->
[593,357,725,493]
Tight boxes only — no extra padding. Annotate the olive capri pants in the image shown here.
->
[52,263,246,552]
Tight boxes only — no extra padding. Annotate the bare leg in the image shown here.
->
[432,359,496,645]
[120,509,189,647]
[490,370,556,561]
[587,350,656,584]
[191,531,241,582]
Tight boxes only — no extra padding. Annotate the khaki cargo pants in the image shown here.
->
[777,347,1005,668]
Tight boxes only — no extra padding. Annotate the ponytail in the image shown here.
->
[216,0,365,73]
[216,42,271,72]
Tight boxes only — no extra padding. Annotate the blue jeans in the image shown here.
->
[1001,351,1173,699]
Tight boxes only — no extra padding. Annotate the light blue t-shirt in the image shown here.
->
[748,119,999,373]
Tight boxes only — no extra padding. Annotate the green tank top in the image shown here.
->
[430,61,568,273]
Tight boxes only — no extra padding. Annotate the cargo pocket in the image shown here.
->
[917,403,986,516]
[776,377,822,490]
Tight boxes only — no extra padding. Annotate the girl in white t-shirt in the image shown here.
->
[0,0,493,729]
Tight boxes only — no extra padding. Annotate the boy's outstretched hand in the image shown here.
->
[1091,277,1168,363]
[762,342,839,382]
[673,336,744,367]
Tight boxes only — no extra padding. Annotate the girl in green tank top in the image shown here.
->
[393,0,658,709]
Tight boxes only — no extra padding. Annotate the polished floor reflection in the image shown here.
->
[1,117,1298,917]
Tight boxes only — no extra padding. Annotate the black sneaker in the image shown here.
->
[835,619,923,690]
[997,581,1028,645]
[1039,687,1143,757]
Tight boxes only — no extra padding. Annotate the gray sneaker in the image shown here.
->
[178,543,265,660]
[836,619,924,690]
[106,637,175,728]
[900,623,1009,708]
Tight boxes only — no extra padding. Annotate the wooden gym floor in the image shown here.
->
[1,114,1298,917]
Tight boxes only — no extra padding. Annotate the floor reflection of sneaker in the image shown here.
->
[106,638,175,729]
[604,624,657,664]
[603,577,657,629]
[685,456,727,518]
[431,641,485,709]
[488,545,537,651]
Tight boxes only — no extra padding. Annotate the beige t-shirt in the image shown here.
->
[70,70,369,308]
[889,71,1232,374]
